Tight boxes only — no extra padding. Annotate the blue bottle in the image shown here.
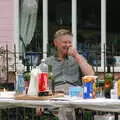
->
[16,60,25,94]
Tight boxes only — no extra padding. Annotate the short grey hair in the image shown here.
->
[54,29,73,40]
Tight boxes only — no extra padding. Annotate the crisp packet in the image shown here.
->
[69,86,83,98]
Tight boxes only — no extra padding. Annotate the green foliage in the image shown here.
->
[24,72,30,81]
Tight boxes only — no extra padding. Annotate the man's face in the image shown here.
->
[54,35,73,56]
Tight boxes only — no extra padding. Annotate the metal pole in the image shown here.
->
[101,0,106,69]
[14,44,16,72]
[104,43,106,78]
[72,0,77,49]
[14,44,17,90]
[14,0,19,54]
[6,44,8,83]
[112,44,114,80]
[43,0,48,59]
[96,43,98,73]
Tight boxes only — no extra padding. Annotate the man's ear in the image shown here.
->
[53,40,57,48]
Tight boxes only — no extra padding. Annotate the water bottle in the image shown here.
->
[16,60,25,94]
[38,59,49,96]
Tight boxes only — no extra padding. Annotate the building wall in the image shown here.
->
[0,0,15,83]
[0,0,14,51]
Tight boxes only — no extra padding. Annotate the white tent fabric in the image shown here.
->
[20,0,38,51]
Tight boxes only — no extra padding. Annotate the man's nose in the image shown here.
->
[64,43,72,49]
[67,44,72,48]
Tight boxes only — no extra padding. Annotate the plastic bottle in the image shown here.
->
[16,60,25,94]
[27,66,39,96]
[111,80,118,99]
[38,59,49,96]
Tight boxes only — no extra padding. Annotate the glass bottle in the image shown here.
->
[104,65,113,98]
[48,65,55,94]
[24,65,30,94]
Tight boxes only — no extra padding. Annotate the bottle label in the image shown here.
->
[38,73,48,92]
[118,80,120,97]
[16,74,24,93]
[83,82,93,99]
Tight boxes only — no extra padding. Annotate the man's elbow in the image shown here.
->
[85,67,95,76]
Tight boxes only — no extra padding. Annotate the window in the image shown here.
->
[48,0,72,56]
[77,0,101,67]
[107,0,120,67]
[18,0,119,71]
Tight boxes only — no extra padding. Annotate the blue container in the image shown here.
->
[83,82,93,99]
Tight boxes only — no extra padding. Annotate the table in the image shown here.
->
[71,98,120,112]
[0,97,120,113]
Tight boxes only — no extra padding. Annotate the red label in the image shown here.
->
[38,73,48,92]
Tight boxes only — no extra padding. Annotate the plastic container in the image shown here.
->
[69,86,83,98]
[38,59,49,96]
[82,76,97,99]
[27,66,39,96]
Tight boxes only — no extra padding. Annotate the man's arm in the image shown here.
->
[68,47,95,75]
[75,54,94,75]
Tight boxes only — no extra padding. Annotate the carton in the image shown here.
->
[82,76,97,99]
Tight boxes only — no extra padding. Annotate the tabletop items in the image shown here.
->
[1,74,120,101]
[2,58,120,100]
[82,76,97,99]
[0,88,16,98]
[16,75,99,100]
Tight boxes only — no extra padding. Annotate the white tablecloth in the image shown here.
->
[71,98,120,112]
[0,97,120,112]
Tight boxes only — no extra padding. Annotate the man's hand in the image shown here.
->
[68,47,79,58]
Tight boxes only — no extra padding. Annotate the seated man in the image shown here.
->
[45,28,94,120]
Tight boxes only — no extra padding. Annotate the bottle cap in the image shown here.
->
[41,59,45,63]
